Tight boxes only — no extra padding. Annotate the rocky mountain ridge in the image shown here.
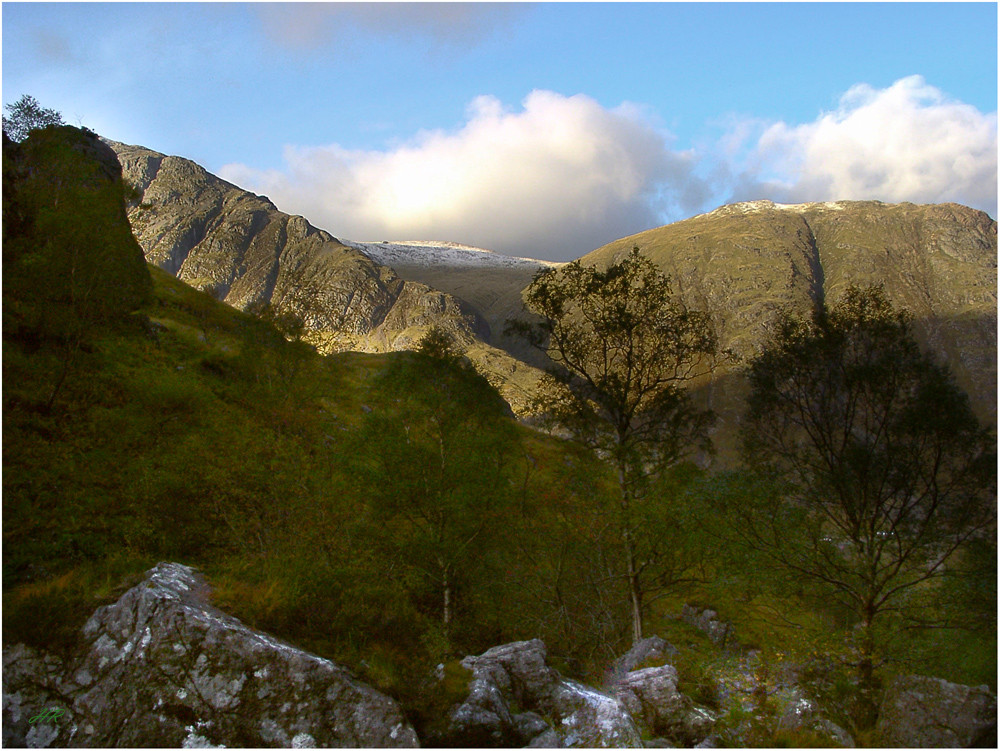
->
[107,139,545,412]
[584,199,997,453]
[108,140,485,348]
[108,139,996,431]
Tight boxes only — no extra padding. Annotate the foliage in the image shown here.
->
[3,126,153,411]
[3,95,64,142]
[4,122,994,741]
[736,284,996,727]
[4,127,152,324]
[2,553,153,656]
[405,659,475,740]
[508,246,717,643]
[355,328,519,637]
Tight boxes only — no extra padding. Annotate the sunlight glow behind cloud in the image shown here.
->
[220,91,707,260]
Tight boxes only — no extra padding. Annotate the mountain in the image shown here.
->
[107,138,996,432]
[581,200,997,443]
[107,141,545,412]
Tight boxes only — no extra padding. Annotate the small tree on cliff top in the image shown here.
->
[507,247,717,644]
[3,95,64,142]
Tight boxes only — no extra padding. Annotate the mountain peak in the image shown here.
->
[704,199,858,218]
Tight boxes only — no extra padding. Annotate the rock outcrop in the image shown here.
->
[681,606,737,648]
[1,563,418,748]
[612,664,716,745]
[424,639,641,748]
[877,674,996,748]
[107,140,486,350]
[605,635,677,686]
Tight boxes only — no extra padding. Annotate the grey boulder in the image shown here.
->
[612,664,716,746]
[426,639,641,748]
[605,635,677,686]
[877,674,996,748]
[2,562,418,748]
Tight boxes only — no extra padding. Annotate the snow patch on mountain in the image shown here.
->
[343,239,563,271]
[703,200,850,217]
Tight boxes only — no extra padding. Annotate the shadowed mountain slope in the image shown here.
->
[582,200,997,435]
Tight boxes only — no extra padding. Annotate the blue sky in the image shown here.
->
[3,2,997,260]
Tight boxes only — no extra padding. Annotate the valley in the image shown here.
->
[3,124,996,749]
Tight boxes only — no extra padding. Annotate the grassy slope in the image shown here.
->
[5,266,361,639]
[3,265,622,687]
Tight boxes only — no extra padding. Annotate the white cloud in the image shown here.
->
[220,91,708,261]
[219,79,996,263]
[735,75,997,214]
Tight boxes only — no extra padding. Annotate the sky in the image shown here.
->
[3,2,997,261]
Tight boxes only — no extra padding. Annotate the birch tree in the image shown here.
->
[358,328,517,632]
[738,284,996,728]
[507,247,717,644]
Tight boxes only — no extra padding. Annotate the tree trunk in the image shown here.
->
[853,609,879,730]
[626,545,643,645]
[618,457,643,644]
[442,568,452,628]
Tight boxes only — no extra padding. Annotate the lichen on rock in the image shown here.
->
[2,563,418,748]
[423,638,641,748]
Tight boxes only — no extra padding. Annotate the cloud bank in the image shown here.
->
[221,91,708,260]
[220,79,997,262]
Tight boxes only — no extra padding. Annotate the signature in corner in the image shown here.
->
[28,707,66,723]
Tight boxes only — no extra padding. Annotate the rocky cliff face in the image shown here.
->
[1,563,418,748]
[109,140,486,349]
[107,140,544,413]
